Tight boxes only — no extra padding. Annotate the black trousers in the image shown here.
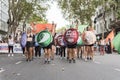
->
[56,47,60,55]
[60,47,66,57]
[35,46,41,57]
[107,45,112,54]
[22,47,25,54]
[8,46,13,53]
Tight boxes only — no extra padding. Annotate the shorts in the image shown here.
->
[67,43,77,48]
[85,44,94,46]
[26,41,34,48]
[43,43,52,49]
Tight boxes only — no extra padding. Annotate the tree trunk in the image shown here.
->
[22,13,31,32]
[103,11,109,32]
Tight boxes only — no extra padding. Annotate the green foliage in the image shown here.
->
[56,26,66,33]
[28,13,47,23]
[57,0,103,24]
[57,0,120,24]
[8,0,48,34]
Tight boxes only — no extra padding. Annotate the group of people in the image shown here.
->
[97,37,112,55]
[21,23,56,63]
[6,23,112,64]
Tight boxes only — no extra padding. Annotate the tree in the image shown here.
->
[8,0,48,36]
[56,26,66,33]
[28,13,47,24]
[57,0,103,25]
[57,0,120,31]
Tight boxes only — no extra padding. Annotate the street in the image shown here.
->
[0,53,120,80]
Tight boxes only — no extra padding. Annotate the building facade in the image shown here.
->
[93,5,115,39]
[0,0,9,40]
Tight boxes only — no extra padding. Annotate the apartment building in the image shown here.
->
[93,5,115,39]
[0,0,9,40]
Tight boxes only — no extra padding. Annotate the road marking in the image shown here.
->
[0,68,5,73]
[94,61,101,64]
[114,68,120,72]
[51,63,55,66]
[15,61,22,64]
[62,67,64,72]
[16,73,21,76]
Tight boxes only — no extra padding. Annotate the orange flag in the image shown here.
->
[105,30,114,43]
[105,30,114,49]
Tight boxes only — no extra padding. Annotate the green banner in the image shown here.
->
[113,32,120,54]
[78,24,89,33]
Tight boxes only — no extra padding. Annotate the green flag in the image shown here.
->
[113,32,120,54]
[78,24,89,33]
[77,37,84,46]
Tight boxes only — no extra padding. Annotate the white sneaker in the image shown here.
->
[11,54,14,56]
[8,54,10,57]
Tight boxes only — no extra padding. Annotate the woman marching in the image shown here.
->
[100,37,106,55]
[64,23,79,63]
[35,33,41,58]
[56,32,66,59]
[51,23,56,60]
[82,26,96,61]
[25,27,35,61]
[42,23,56,64]
[43,39,52,64]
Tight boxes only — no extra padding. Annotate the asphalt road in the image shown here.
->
[0,53,120,80]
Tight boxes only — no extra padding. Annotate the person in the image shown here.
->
[100,37,106,55]
[51,34,56,60]
[60,46,66,59]
[51,23,56,60]
[61,31,66,59]
[20,32,25,56]
[82,26,96,61]
[87,26,96,61]
[106,38,112,54]
[76,32,83,59]
[43,27,53,64]
[25,27,35,61]
[57,32,66,59]
[67,43,77,63]
[22,47,25,55]
[8,35,14,56]
[66,25,78,63]
[54,33,60,55]
[35,34,41,57]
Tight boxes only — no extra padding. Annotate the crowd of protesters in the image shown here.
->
[0,24,113,64]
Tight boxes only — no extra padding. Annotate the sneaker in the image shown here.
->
[67,57,69,60]
[91,58,95,61]
[87,57,90,60]
[11,54,14,56]
[44,61,47,64]
[73,59,76,63]
[69,60,72,63]
[48,61,50,64]
[26,59,29,62]
[89,57,92,60]
[8,54,10,57]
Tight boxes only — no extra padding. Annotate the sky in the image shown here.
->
[46,2,69,30]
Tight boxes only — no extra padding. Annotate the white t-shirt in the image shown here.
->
[100,39,105,45]
[8,38,14,46]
